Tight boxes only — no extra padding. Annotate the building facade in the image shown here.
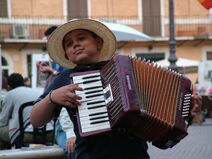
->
[0,0,212,87]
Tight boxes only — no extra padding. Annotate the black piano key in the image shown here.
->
[82,79,100,84]
[84,86,102,90]
[87,100,105,105]
[82,75,100,80]
[89,111,108,116]
[87,104,106,109]
[90,119,109,125]
[85,89,103,94]
[90,115,108,121]
[86,93,104,99]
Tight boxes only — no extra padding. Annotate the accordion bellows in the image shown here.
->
[70,54,192,149]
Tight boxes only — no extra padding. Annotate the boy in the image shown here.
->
[30,19,201,159]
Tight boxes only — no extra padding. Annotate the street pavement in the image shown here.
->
[148,118,212,159]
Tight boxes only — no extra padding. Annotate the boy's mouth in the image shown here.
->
[74,49,84,55]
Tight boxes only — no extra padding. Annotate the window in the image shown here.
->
[136,53,165,62]
[142,0,161,36]
[206,51,212,60]
[67,0,88,19]
[0,0,8,17]
[2,56,9,77]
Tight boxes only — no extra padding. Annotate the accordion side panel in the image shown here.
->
[128,56,192,149]
[100,60,123,125]
[152,75,192,149]
[101,55,141,128]
[173,75,192,130]
[131,60,167,141]
[150,67,172,140]
[131,57,145,110]
[158,71,172,120]
[169,73,181,124]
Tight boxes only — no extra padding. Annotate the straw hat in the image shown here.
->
[47,19,117,69]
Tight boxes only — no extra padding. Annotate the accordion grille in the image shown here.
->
[130,57,182,141]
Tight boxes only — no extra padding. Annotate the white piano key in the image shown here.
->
[78,81,103,90]
[73,72,101,81]
[183,102,190,106]
[80,98,106,105]
[73,76,101,84]
[80,118,109,128]
[79,112,108,120]
[183,99,191,103]
[183,108,190,111]
[81,120,110,131]
[81,122,111,133]
[81,118,109,127]
[182,111,189,115]
[78,101,106,110]
[79,115,109,123]
[184,93,191,97]
[79,105,107,112]
[75,87,104,96]
[77,92,104,101]
[79,95,105,102]
[182,114,189,117]
[78,107,108,117]
[182,105,190,109]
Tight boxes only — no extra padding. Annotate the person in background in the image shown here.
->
[36,25,76,158]
[0,76,8,110]
[30,19,202,159]
[37,60,76,158]
[0,73,42,149]
[24,77,31,87]
[55,108,76,159]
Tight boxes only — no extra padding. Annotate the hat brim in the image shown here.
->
[47,19,117,69]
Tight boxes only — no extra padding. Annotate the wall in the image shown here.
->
[11,0,64,18]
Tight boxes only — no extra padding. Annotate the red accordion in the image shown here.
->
[70,54,192,149]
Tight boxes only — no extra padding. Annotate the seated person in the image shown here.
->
[0,73,42,149]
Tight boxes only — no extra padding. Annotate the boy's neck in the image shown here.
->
[74,61,107,72]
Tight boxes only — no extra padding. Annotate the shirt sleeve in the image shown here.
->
[0,93,13,127]
[59,107,76,138]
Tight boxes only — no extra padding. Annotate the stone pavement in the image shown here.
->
[147,118,212,159]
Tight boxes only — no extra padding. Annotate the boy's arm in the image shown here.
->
[30,94,56,127]
[30,84,83,128]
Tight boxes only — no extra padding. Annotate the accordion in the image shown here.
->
[70,54,192,149]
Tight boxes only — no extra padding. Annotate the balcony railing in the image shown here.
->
[0,15,212,42]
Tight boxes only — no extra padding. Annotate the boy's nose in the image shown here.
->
[73,41,80,49]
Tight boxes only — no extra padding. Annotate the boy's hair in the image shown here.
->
[7,73,24,89]
[44,26,58,36]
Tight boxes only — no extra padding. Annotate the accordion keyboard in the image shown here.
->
[72,72,111,133]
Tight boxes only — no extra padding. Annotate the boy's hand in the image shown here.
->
[50,84,83,108]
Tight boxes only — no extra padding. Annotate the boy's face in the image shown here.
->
[63,29,103,65]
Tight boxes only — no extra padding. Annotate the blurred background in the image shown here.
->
[1,0,212,117]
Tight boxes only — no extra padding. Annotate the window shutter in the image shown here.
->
[142,0,161,36]
[67,0,88,20]
[0,0,8,17]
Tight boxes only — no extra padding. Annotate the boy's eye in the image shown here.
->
[78,36,86,41]
[65,41,73,48]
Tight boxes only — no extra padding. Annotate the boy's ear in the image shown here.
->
[65,53,69,60]
[96,37,103,51]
